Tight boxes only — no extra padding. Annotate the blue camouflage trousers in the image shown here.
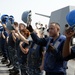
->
[27,67,43,75]
[20,63,28,75]
[8,46,19,69]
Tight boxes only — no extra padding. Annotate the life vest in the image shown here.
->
[44,35,66,71]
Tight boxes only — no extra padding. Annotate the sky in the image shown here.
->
[0,0,75,28]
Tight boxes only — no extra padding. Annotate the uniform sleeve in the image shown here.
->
[31,32,48,46]
[4,31,9,37]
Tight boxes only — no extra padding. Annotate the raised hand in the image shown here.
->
[64,27,75,39]
[26,25,33,32]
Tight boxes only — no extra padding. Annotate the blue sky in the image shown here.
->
[0,0,75,28]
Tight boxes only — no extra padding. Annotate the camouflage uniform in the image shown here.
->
[27,41,43,75]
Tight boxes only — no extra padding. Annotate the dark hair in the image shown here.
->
[50,22,60,27]
[48,22,60,32]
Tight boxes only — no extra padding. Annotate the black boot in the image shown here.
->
[1,58,8,64]
[6,62,11,66]
[9,69,19,75]
[8,67,15,72]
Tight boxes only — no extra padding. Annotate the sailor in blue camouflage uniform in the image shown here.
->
[27,22,67,75]
[0,26,3,55]
[1,16,20,75]
[0,28,9,64]
[12,24,29,75]
[18,27,45,75]
[24,29,45,75]
[0,15,9,64]
[8,22,20,75]
[27,41,44,75]
[0,26,4,54]
[19,42,29,75]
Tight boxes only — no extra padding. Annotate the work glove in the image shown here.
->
[26,25,33,32]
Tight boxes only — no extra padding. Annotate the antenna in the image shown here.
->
[35,13,50,18]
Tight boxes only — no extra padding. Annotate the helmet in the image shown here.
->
[66,10,75,26]
[22,10,32,25]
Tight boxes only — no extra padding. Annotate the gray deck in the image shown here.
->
[0,56,75,75]
[0,56,9,75]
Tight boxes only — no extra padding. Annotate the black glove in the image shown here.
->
[27,25,33,32]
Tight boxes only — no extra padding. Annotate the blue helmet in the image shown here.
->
[9,15,14,24]
[1,14,8,20]
[1,14,9,24]
[66,10,75,26]
[22,10,31,24]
